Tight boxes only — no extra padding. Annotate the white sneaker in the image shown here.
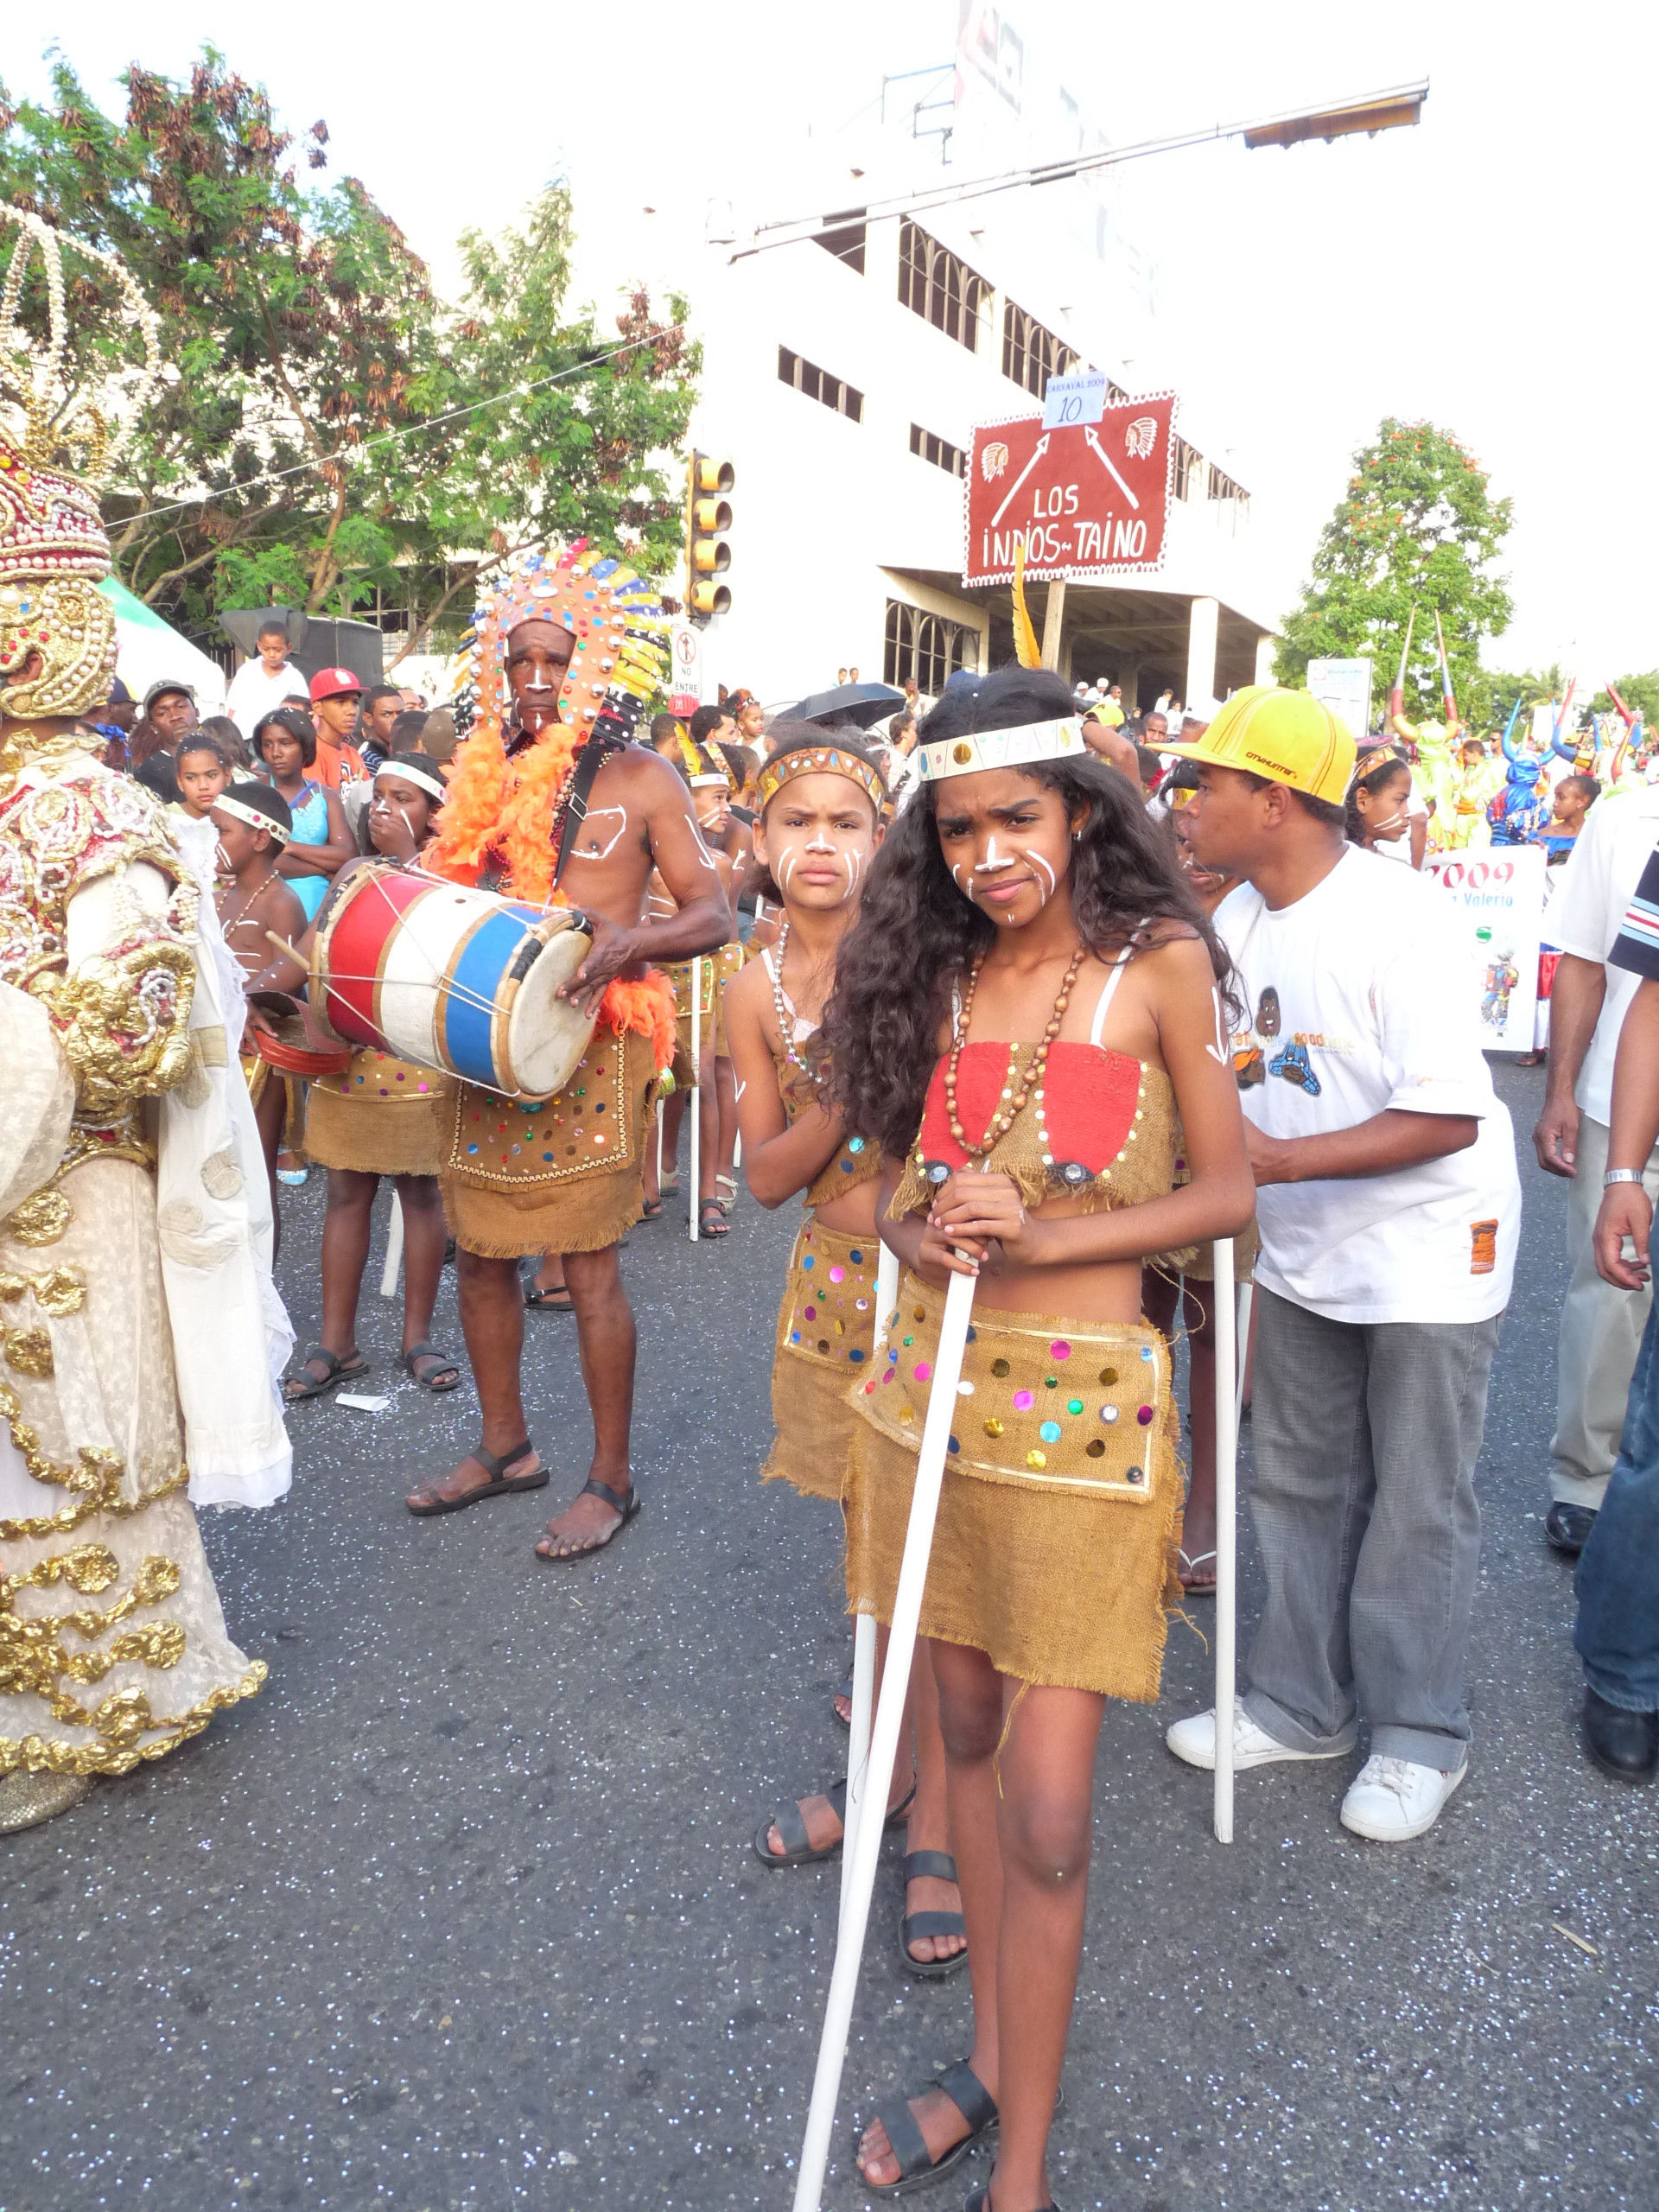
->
[1339,1754,1466,1841]
[1165,1705,1354,1771]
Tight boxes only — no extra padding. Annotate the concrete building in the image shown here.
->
[673,24,1281,715]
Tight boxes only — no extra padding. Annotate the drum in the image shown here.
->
[310,864,596,1100]
[246,994,354,1080]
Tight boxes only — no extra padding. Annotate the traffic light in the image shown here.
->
[686,451,734,623]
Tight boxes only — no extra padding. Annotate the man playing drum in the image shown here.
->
[405,545,729,1560]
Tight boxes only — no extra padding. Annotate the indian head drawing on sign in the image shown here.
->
[963,391,1178,584]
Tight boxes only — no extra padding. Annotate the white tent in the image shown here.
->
[99,575,226,715]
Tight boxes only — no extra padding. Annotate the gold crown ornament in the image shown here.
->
[915,715,1090,785]
[0,205,161,723]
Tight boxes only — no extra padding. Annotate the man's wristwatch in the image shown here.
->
[1604,1168,1646,1188]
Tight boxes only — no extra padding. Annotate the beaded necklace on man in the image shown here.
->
[944,943,1087,1160]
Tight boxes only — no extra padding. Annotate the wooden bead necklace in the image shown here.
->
[944,943,1086,1160]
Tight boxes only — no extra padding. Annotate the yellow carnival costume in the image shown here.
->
[424,546,676,1255]
[0,210,289,1828]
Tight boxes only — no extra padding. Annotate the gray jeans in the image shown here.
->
[1243,1287,1501,1770]
[1548,1113,1659,1510]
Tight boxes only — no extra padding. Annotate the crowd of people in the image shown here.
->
[5,207,1656,2212]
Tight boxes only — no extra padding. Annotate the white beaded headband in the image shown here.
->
[215,794,290,845]
[916,715,1090,784]
[374,757,447,804]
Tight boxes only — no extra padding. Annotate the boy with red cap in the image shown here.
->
[307,667,368,790]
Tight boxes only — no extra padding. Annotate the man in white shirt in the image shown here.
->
[1161,687,1521,1842]
[225,616,301,734]
[1531,781,1659,1553]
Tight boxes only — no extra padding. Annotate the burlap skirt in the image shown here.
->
[760,1218,879,1501]
[845,1272,1183,1700]
[665,946,735,1083]
[302,1050,446,1178]
[439,1027,656,1257]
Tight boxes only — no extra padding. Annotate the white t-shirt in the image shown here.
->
[1546,783,1659,1126]
[226,657,305,735]
[1215,847,1520,1325]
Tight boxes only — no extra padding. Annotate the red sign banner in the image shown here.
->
[963,391,1178,584]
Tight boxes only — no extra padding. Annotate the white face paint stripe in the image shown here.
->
[1029,850,1056,899]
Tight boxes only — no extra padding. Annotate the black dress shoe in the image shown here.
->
[1583,1688,1659,1783]
[1546,1502,1598,1556]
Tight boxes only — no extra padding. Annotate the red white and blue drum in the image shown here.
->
[310,864,595,1101]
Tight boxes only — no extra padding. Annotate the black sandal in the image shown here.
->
[524,1282,575,1312]
[698,1198,729,1238]
[405,1439,546,1517]
[640,1195,664,1221]
[402,1341,460,1394]
[533,1478,641,1561]
[857,2060,998,2199]
[752,1777,917,1869]
[899,1849,969,1979]
[283,1346,369,1402]
[964,2190,1058,2212]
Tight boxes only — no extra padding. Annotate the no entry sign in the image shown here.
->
[963,391,1178,584]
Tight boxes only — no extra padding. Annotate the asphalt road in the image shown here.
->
[3,1059,1655,2212]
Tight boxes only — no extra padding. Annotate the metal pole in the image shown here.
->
[1212,1238,1237,1845]
[791,1266,976,2212]
[840,1243,900,1923]
[379,1192,404,1300]
[689,957,702,1243]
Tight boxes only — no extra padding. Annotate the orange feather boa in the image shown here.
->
[428,717,677,1073]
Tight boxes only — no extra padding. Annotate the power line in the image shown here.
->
[126,323,683,525]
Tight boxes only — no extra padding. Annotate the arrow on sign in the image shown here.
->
[1084,425,1139,511]
[991,433,1052,527]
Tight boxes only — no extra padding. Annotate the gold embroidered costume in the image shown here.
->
[0,208,280,1827]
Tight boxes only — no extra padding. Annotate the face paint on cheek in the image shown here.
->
[1029,849,1056,902]
[844,848,862,893]
[950,861,969,891]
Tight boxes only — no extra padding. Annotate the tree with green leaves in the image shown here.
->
[1275,418,1515,729]
[0,51,697,654]
[1590,672,1659,729]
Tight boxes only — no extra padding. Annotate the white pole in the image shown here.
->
[791,1265,976,2212]
[379,1192,404,1300]
[1212,1238,1237,1845]
[656,1098,664,1186]
[1235,1279,1255,1432]
[840,1243,900,1923]
[734,1128,743,1173]
[689,956,703,1243]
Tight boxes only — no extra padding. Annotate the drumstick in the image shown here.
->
[264,930,302,958]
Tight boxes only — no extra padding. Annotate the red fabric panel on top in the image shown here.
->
[916,1041,1141,1170]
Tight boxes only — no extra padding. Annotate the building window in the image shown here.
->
[898,220,988,353]
[778,346,864,423]
[1207,461,1248,503]
[1001,302,1080,397]
[909,423,965,479]
[884,600,976,696]
[815,213,867,276]
[1173,436,1202,500]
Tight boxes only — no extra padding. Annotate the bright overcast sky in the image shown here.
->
[7,0,1651,683]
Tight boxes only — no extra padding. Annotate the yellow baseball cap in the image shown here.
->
[1161,685,1356,807]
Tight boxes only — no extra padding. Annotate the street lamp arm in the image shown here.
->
[729,79,1429,261]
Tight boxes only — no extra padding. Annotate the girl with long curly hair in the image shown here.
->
[824,665,1253,2209]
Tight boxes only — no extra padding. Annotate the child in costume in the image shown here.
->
[825,666,1252,2205]
[728,728,966,1978]
[212,782,307,1234]
[271,753,459,1402]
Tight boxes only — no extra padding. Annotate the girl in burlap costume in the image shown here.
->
[824,667,1254,2207]
[727,728,966,1980]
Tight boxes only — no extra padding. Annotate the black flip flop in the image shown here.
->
[283,1346,369,1402]
[405,1439,547,1517]
[524,1283,575,1312]
[964,2190,1058,2212]
[533,1478,641,1562]
[402,1341,460,1394]
[751,1777,917,1869]
[899,1849,969,1980]
[857,2061,998,2199]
